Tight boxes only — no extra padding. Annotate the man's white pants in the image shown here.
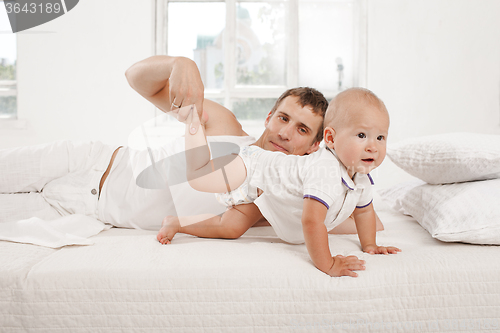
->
[0,141,114,223]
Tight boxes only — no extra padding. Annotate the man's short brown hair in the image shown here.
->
[269,87,328,143]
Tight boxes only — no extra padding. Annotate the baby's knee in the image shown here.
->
[223,225,246,239]
[375,218,384,231]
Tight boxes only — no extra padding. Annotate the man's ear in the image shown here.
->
[305,140,321,155]
[264,111,273,127]
[324,127,336,147]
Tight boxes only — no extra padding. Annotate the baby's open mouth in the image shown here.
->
[362,158,374,163]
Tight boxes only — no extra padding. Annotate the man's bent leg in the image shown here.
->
[0,141,116,222]
[0,193,62,223]
[0,141,72,193]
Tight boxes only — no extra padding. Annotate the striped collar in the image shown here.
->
[325,146,374,190]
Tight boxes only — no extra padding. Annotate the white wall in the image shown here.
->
[0,0,155,148]
[1,0,499,188]
[366,0,500,188]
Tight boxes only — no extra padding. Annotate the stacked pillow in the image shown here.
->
[380,132,500,245]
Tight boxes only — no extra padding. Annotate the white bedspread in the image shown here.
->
[0,214,108,248]
[1,196,499,332]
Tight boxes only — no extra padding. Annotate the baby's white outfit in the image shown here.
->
[214,146,261,206]
[215,146,374,244]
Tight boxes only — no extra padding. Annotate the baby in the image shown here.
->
[157,87,400,277]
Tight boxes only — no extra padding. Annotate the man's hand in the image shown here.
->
[326,255,366,278]
[363,244,401,255]
[127,56,245,137]
[173,104,204,135]
[168,57,207,133]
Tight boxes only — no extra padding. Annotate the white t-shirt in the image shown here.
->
[243,146,374,244]
[99,135,256,230]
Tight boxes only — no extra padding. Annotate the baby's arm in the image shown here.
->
[302,198,365,277]
[183,105,246,194]
[352,204,401,254]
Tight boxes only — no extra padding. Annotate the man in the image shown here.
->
[126,55,381,233]
[0,56,324,229]
[125,56,324,152]
[0,56,380,233]
[124,55,326,229]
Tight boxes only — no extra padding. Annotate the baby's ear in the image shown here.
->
[323,127,336,145]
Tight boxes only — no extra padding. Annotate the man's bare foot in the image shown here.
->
[157,216,180,244]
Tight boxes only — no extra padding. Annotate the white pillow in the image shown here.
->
[387,132,500,184]
[379,179,500,245]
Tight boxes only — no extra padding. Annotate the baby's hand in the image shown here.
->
[363,244,401,255]
[327,255,365,278]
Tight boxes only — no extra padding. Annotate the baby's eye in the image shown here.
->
[377,135,385,141]
[357,133,366,139]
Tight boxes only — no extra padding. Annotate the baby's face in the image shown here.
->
[327,105,389,178]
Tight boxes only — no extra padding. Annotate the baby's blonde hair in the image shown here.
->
[324,87,389,130]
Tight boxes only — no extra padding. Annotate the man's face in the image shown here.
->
[259,96,323,156]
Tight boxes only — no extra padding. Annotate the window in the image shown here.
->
[0,0,17,119]
[156,0,366,135]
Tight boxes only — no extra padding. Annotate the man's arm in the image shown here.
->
[125,55,246,136]
[125,56,191,112]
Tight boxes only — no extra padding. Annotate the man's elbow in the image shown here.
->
[124,64,139,90]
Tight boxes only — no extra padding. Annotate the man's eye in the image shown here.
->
[357,133,366,139]
[279,116,288,122]
[299,128,307,134]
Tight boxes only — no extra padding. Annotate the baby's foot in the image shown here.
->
[157,216,180,244]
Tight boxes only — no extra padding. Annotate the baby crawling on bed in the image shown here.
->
[157,88,400,277]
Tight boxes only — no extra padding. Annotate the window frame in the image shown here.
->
[0,0,18,121]
[0,80,17,119]
[155,0,367,110]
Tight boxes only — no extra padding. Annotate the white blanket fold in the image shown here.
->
[0,214,108,248]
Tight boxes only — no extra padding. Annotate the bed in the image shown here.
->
[1,132,500,332]
[0,194,499,332]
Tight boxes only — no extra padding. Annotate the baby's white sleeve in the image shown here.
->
[302,160,343,209]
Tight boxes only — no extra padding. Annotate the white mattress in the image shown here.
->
[1,196,500,332]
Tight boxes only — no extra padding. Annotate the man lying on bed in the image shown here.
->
[126,55,384,233]
[0,55,382,233]
[156,88,400,277]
